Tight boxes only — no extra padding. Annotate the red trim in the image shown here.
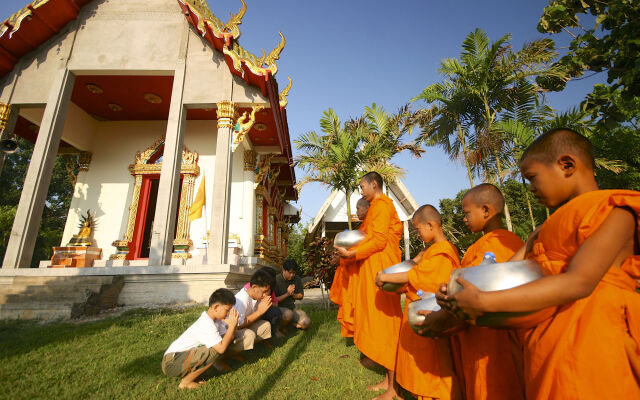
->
[128,175,156,260]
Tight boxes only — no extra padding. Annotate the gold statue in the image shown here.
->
[67,210,95,247]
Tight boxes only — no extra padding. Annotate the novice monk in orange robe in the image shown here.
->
[447,128,640,400]
[331,197,370,337]
[376,205,462,400]
[336,172,403,400]
[451,184,524,400]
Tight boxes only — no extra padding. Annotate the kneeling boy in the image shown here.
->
[275,259,311,330]
[161,288,239,389]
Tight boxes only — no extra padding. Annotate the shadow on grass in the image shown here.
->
[119,350,166,377]
[246,313,321,400]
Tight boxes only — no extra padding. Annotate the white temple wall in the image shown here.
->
[324,188,411,224]
[228,145,252,257]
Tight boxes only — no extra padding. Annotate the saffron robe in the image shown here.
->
[332,217,371,338]
[454,230,525,400]
[521,190,640,400]
[352,194,403,371]
[396,240,463,400]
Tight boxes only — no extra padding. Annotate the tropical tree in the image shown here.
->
[294,109,362,229]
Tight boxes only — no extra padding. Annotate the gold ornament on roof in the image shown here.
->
[233,105,264,152]
[0,102,12,132]
[67,210,95,247]
[279,77,292,108]
[223,0,246,38]
[265,32,286,69]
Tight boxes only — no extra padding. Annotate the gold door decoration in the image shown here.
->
[110,137,200,260]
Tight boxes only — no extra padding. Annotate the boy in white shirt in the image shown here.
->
[161,288,238,389]
[231,269,274,352]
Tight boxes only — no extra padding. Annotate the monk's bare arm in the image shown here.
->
[376,271,409,288]
[452,207,635,314]
[509,226,541,262]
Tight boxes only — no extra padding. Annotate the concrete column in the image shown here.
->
[0,103,19,174]
[243,150,257,256]
[148,60,188,266]
[207,101,237,264]
[403,220,410,260]
[2,69,75,268]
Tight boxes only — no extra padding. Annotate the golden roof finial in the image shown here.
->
[279,77,292,108]
[265,32,286,69]
[223,0,246,39]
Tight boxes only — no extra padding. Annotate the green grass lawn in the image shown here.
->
[0,305,395,400]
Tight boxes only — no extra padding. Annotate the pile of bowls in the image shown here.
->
[407,292,440,333]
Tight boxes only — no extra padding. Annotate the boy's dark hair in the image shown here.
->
[463,183,505,214]
[412,204,442,225]
[520,127,595,169]
[258,266,277,279]
[282,259,299,274]
[250,268,275,289]
[209,288,236,307]
[361,171,383,189]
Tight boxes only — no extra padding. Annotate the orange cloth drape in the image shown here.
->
[520,190,640,400]
[453,229,525,400]
[396,240,463,400]
[351,194,403,371]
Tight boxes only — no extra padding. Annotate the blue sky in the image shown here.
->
[1,0,605,224]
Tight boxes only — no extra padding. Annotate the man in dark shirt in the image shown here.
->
[274,259,311,330]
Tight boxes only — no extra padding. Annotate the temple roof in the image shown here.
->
[0,0,297,200]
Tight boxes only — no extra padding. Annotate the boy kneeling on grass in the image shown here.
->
[161,288,239,389]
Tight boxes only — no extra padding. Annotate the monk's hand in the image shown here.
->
[449,276,485,322]
[375,271,385,289]
[436,283,453,311]
[334,245,355,259]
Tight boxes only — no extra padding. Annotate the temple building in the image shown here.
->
[307,178,419,260]
[0,0,299,317]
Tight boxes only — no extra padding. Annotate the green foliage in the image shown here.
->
[592,125,640,191]
[538,0,640,121]
[399,229,425,260]
[438,189,480,253]
[0,306,388,399]
[0,138,74,266]
[285,223,308,274]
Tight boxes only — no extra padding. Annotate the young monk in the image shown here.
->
[376,205,462,400]
[452,183,524,400]
[335,172,403,400]
[331,197,370,338]
[446,128,640,400]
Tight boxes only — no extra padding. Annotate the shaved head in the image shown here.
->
[361,171,383,189]
[412,204,441,226]
[521,128,595,170]
[463,183,505,213]
[356,197,369,208]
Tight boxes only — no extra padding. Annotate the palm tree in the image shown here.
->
[295,109,362,229]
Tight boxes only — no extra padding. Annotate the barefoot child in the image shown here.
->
[451,183,524,400]
[376,205,462,400]
[161,288,239,389]
[448,128,640,399]
[331,197,370,337]
[335,172,403,399]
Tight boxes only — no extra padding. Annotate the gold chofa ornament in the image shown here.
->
[67,210,95,247]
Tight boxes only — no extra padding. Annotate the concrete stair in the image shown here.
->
[0,276,124,320]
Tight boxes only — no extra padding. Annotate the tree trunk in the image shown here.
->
[521,175,536,231]
[493,149,513,232]
[457,122,475,188]
[345,189,352,230]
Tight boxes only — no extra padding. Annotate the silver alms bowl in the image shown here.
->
[407,292,440,333]
[447,259,551,328]
[334,230,366,249]
[381,260,416,292]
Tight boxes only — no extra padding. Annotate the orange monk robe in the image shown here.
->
[352,194,403,371]
[520,190,640,400]
[396,240,463,400]
[331,218,372,338]
[453,230,525,400]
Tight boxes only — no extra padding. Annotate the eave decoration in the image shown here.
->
[279,77,292,109]
[232,105,263,152]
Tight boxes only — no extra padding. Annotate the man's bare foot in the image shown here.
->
[178,381,204,389]
[213,360,232,373]
[360,356,378,369]
[367,379,388,392]
[372,389,403,400]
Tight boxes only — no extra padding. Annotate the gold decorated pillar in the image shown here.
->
[208,101,237,265]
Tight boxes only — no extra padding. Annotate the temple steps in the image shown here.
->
[0,275,124,320]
